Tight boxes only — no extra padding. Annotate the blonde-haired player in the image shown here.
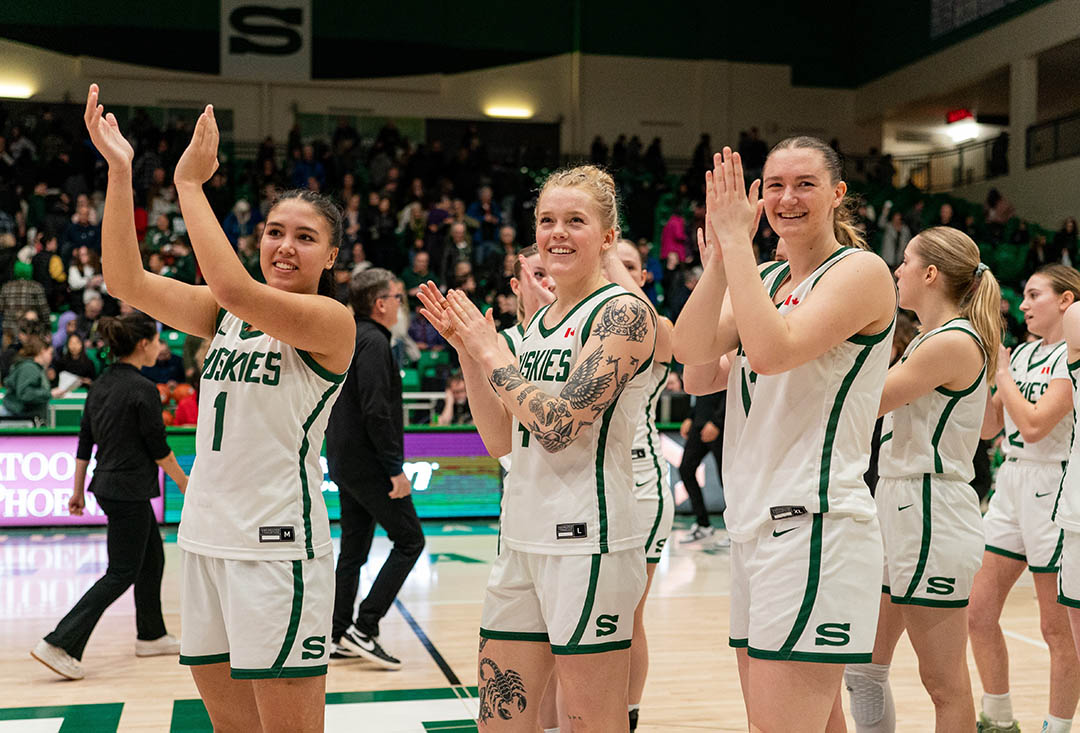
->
[674,138,895,731]
[418,165,656,730]
[973,264,1080,733]
[845,226,1002,733]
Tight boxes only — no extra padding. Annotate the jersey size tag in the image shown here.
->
[630,448,647,460]
[259,526,296,543]
[556,523,588,540]
[769,506,808,521]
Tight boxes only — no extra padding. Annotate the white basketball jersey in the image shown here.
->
[502,283,653,555]
[500,323,525,357]
[879,319,987,481]
[178,310,346,561]
[1001,339,1071,462]
[723,248,892,543]
[632,360,671,526]
[1052,356,1080,530]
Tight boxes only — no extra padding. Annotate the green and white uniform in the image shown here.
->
[633,359,674,563]
[726,248,892,663]
[179,310,345,678]
[497,324,526,474]
[984,339,1070,572]
[1052,355,1080,605]
[480,283,650,654]
[878,319,986,607]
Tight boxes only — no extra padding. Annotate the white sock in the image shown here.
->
[543,728,560,733]
[1044,714,1073,733]
[982,692,1013,725]
[628,704,640,713]
[844,663,895,733]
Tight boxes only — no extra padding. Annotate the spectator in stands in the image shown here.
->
[636,239,662,306]
[291,144,326,190]
[235,235,262,282]
[401,250,437,310]
[667,264,701,322]
[660,211,688,262]
[985,188,1015,243]
[76,296,105,349]
[350,242,371,276]
[436,373,472,425]
[440,222,472,284]
[62,203,100,263]
[366,196,398,270]
[936,202,966,234]
[343,194,363,245]
[30,230,68,310]
[68,246,106,311]
[204,171,231,222]
[51,311,78,350]
[0,333,69,424]
[1,260,49,340]
[140,339,184,386]
[1,312,45,379]
[52,332,96,386]
[466,185,501,259]
[878,207,912,269]
[590,136,609,166]
[147,184,179,227]
[142,214,172,255]
[1025,234,1055,276]
[1055,217,1078,266]
[222,199,258,248]
[160,239,197,284]
[1011,219,1031,245]
[904,199,926,236]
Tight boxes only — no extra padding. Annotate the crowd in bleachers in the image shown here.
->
[0,102,1076,427]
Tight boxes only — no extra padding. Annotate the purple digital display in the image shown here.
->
[0,435,164,527]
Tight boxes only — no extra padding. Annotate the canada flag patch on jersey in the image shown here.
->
[564,327,576,338]
[1042,366,1051,375]
[783,294,801,307]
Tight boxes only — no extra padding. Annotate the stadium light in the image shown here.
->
[946,118,979,143]
[0,82,34,99]
[484,105,533,119]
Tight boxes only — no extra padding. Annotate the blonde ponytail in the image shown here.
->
[964,265,1003,383]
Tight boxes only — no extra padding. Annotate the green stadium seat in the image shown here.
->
[401,367,421,391]
[163,330,186,356]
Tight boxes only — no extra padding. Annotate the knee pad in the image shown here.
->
[844,664,895,733]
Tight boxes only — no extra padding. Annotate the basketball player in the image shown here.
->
[417,165,656,730]
[84,85,354,732]
[673,139,896,732]
[1055,297,1080,662]
[844,227,1002,733]
[972,265,1080,733]
[501,244,555,358]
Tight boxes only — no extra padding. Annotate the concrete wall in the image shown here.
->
[951,155,1080,229]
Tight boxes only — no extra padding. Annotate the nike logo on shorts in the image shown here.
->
[635,480,653,487]
[1036,491,1053,498]
[772,527,798,538]
[898,504,913,511]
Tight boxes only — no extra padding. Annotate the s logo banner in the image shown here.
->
[220,0,311,81]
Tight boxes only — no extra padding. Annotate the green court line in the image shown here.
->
[0,703,123,733]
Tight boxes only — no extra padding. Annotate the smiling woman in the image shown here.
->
[81,84,354,733]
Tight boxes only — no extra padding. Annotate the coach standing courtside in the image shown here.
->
[326,268,425,669]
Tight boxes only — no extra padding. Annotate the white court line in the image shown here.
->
[1003,628,1049,650]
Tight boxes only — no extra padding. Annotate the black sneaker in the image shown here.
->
[329,641,359,659]
[340,624,402,670]
[629,708,639,730]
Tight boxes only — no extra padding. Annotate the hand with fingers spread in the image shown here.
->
[517,254,556,319]
[83,84,134,170]
[444,290,506,363]
[417,281,465,350]
[174,105,221,187]
[706,147,764,251]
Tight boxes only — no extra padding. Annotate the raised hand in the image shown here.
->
[517,254,556,319]
[83,84,134,169]
[417,281,465,351]
[174,105,220,187]
[444,289,503,362]
[706,147,764,250]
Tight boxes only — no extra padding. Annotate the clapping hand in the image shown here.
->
[83,84,134,169]
[443,290,504,363]
[174,105,220,187]
[417,281,465,350]
[706,147,764,252]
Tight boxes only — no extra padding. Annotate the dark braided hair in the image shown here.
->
[269,189,343,297]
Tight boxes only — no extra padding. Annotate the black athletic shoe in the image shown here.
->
[629,708,639,730]
[340,624,402,670]
[329,641,359,659]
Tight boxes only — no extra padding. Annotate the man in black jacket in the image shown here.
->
[677,389,728,548]
[326,268,424,669]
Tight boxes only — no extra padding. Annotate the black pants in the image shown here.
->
[332,481,425,640]
[679,426,723,528]
[45,496,167,660]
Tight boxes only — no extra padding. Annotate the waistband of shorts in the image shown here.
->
[1004,457,1068,469]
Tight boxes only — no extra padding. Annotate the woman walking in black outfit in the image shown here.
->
[31,313,189,680]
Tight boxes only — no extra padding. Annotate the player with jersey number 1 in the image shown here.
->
[83,85,354,732]
[673,138,896,732]
[417,165,656,731]
[972,265,1080,733]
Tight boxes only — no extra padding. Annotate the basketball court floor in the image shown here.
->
[0,518,1056,731]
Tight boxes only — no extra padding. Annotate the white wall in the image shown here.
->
[951,155,1080,229]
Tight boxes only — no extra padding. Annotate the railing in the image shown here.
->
[1027,111,1080,168]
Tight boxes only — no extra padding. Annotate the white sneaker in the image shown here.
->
[340,625,402,670]
[135,634,180,657]
[679,524,716,546]
[31,640,84,680]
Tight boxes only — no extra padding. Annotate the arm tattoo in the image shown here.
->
[490,365,529,392]
[478,657,527,723]
[516,385,537,405]
[591,298,649,342]
[560,347,614,409]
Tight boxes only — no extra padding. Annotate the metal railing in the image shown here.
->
[1027,111,1080,168]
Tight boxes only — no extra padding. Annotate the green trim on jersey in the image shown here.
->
[296,349,347,383]
[566,555,602,648]
[900,474,933,601]
[501,325,524,356]
[215,308,227,330]
[759,260,786,280]
[179,652,230,666]
[808,246,855,289]
[479,628,550,643]
[818,344,874,510]
[848,319,895,346]
[1029,530,1064,573]
[299,382,344,557]
[536,282,618,338]
[931,398,962,473]
[778,514,823,657]
[740,370,752,416]
[1026,339,1067,370]
[594,402,618,553]
[643,363,672,555]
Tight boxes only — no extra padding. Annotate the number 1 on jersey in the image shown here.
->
[518,423,530,448]
[212,391,227,451]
